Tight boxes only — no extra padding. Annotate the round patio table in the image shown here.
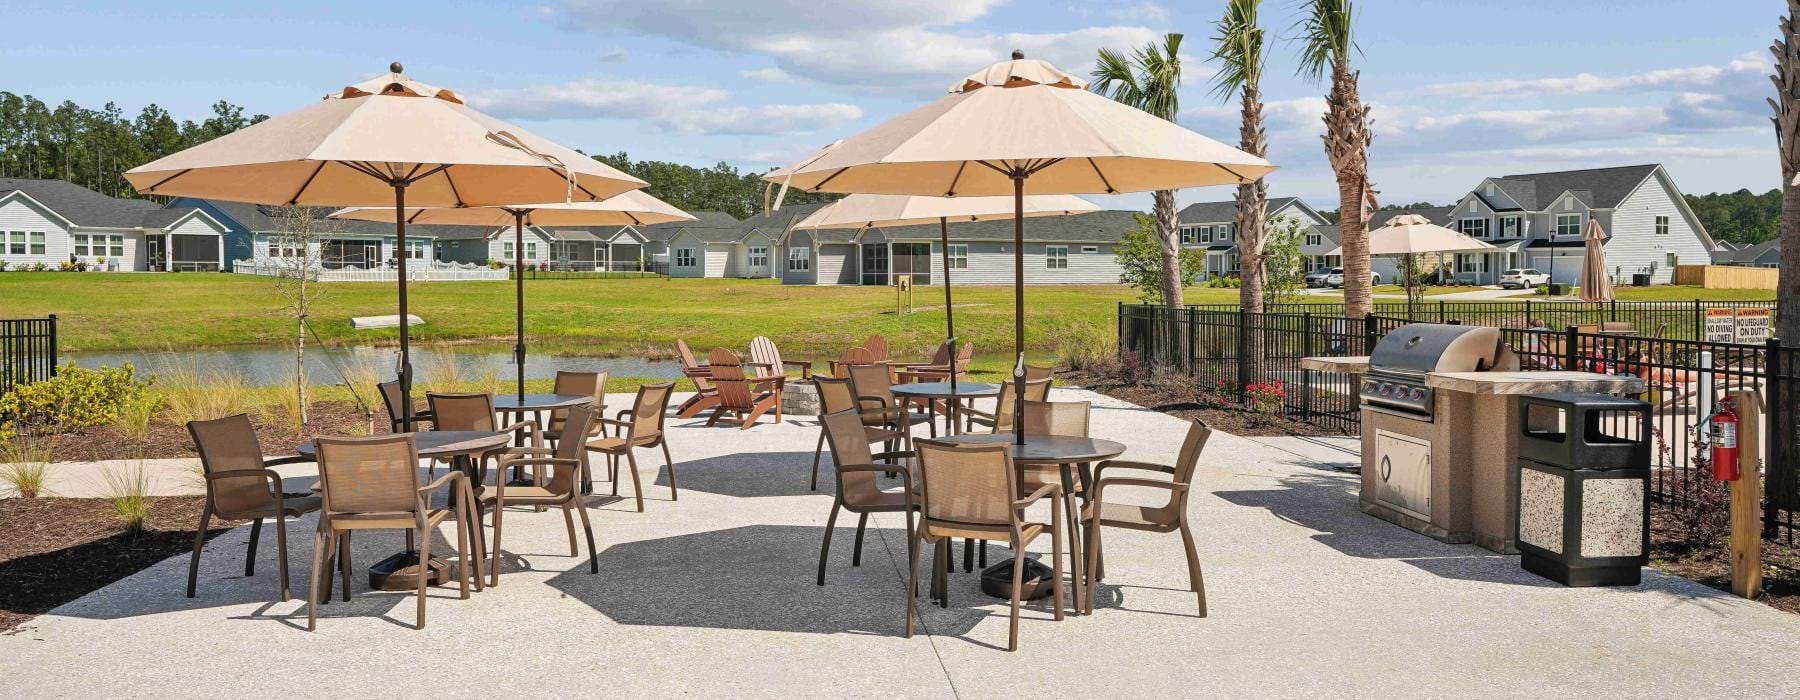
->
[296,430,510,591]
[492,393,595,412]
[929,433,1125,615]
[889,381,998,436]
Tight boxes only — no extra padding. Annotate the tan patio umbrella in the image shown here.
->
[333,190,693,398]
[1579,219,1615,302]
[769,51,1273,443]
[124,63,646,421]
[1325,214,1498,257]
[791,193,1099,392]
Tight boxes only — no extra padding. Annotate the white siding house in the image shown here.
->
[1,178,229,272]
[778,209,1138,286]
[1177,197,1332,279]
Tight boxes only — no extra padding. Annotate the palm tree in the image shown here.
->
[1294,0,1374,319]
[1093,34,1187,323]
[1212,0,1269,384]
[1772,0,1800,346]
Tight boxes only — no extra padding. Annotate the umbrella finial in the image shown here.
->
[1011,49,1024,60]
[390,61,404,74]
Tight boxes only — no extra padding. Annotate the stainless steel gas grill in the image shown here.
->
[1361,323,1519,419]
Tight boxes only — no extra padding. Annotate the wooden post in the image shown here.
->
[1729,388,1763,599]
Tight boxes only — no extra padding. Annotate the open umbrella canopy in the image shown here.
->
[790,193,1098,230]
[1324,214,1496,257]
[767,54,1275,196]
[124,64,645,206]
[1580,218,1615,302]
[329,189,694,228]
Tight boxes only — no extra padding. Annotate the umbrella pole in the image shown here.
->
[513,210,527,401]
[1012,175,1026,446]
[394,183,413,429]
[940,216,957,395]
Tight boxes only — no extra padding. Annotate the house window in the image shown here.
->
[28,232,45,255]
[947,244,968,269]
[1498,216,1521,238]
[1219,224,1235,241]
[1045,245,1068,270]
[1306,232,1322,246]
[1666,253,1679,268]
[1457,254,1487,273]
[7,232,24,255]
[502,241,515,260]
[748,247,770,268]
[1555,214,1582,237]
[1655,215,1669,235]
[407,241,428,259]
[675,248,697,267]
[1197,225,1212,243]
[1179,227,1196,245]
[74,234,90,256]
[1458,218,1489,239]
[108,235,124,257]
[787,247,810,271]
[526,242,538,260]
[1081,245,1099,254]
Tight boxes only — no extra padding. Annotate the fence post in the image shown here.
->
[47,314,58,378]
[1236,310,1249,403]
[1188,307,1199,375]
[1767,337,1783,538]
[1116,302,1124,359]
[1438,300,1446,323]
[1302,312,1315,422]
[1564,325,1579,370]
[1693,299,1703,341]
[1363,314,1378,356]
[1609,299,1618,322]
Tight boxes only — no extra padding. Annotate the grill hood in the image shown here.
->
[1370,323,1519,374]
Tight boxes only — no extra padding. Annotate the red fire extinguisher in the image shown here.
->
[1709,397,1740,481]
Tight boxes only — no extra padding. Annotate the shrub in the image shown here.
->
[0,434,56,497]
[0,364,151,439]
[1658,426,1732,550]
[1055,322,1115,373]
[1244,380,1287,419]
[1205,275,1241,288]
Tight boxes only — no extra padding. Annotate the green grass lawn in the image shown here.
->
[1608,285,1776,302]
[1312,284,1503,298]
[0,272,1241,356]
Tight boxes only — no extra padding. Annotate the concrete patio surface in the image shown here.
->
[2,388,1794,697]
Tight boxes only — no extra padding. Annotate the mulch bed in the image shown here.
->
[1062,371,1340,437]
[1648,510,1800,614]
[36,400,389,463]
[0,496,245,634]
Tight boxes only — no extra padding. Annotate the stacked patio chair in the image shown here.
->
[908,439,1066,651]
[674,339,721,418]
[185,414,322,602]
[585,383,678,512]
[815,409,917,586]
[808,375,909,491]
[1082,418,1212,616]
[479,405,600,586]
[306,434,481,631]
[704,348,784,429]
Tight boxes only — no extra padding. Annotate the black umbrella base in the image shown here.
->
[979,558,1057,601]
[369,550,452,591]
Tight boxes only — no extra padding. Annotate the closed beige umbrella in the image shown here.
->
[334,190,693,398]
[770,51,1272,444]
[1579,219,1615,302]
[793,193,1100,392]
[125,63,645,420]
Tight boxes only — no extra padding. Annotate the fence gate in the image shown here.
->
[1,315,58,393]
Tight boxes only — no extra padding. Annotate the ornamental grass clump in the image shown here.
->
[157,359,255,426]
[0,433,56,498]
[102,462,154,536]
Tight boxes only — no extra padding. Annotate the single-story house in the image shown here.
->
[1312,206,1456,283]
[633,210,741,263]
[1712,239,1779,267]
[778,208,1141,286]
[432,224,655,271]
[1,177,229,272]
[168,198,470,271]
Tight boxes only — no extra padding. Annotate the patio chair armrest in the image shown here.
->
[596,417,633,429]
[837,463,914,493]
[870,450,914,463]
[261,455,314,468]
[418,471,466,495]
[494,457,580,469]
[1013,484,1060,511]
[1094,460,1177,478]
[782,360,813,378]
[1092,476,1186,502]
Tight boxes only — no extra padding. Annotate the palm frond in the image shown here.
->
[1290,0,1356,82]
[1209,0,1265,103]
[1091,34,1184,121]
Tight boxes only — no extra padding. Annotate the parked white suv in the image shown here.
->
[1304,268,1334,287]
[1498,268,1550,289]
[1325,267,1381,288]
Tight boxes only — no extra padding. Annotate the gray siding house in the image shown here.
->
[1713,239,1779,267]
[1314,205,1456,283]
[1177,197,1332,279]
[1438,164,1715,285]
[634,210,740,264]
[665,205,810,279]
[779,209,1141,286]
[2,178,228,272]
[172,198,474,271]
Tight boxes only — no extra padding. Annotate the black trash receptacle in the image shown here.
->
[1515,393,1651,587]
[1631,272,1651,287]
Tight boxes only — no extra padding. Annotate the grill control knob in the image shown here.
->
[1409,388,1426,402]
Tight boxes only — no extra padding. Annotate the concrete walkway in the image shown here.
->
[2,388,1793,697]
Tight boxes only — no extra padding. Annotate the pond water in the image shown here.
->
[67,345,687,387]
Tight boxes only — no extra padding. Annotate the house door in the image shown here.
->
[891,243,932,285]
[860,244,888,286]
[146,237,166,271]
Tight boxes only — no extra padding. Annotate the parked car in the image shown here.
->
[1325,267,1380,288]
[1304,268,1334,288]
[1498,268,1551,289]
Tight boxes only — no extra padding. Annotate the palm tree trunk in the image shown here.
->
[1778,1,1800,346]
[1236,81,1269,385]
[1154,188,1186,365]
[1326,61,1373,319]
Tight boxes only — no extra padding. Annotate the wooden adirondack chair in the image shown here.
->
[675,339,721,418]
[705,348,784,429]
[749,335,813,378]
[862,335,891,363]
[829,346,878,377]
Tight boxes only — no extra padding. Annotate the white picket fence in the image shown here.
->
[232,260,507,282]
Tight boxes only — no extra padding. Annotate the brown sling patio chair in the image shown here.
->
[965,376,1053,433]
[675,339,720,418]
[306,434,480,631]
[848,362,935,439]
[816,409,917,586]
[908,439,1065,651]
[543,370,606,447]
[586,382,677,513]
[1083,418,1212,616]
[749,335,813,379]
[185,414,322,601]
[480,405,599,586]
[378,379,434,433]
[828,346,877,377]
[427,391,541,481]
[808,376,908,491]
[705,347,784,429]
[894,341,976,415]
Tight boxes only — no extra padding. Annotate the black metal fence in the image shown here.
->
[1,315,57,393]
[1189,300,1777,341]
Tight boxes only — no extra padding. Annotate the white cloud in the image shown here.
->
[466,79,860,136]
[596,47,627,63]
[1413,53,1768,100]
[739,66,800,83]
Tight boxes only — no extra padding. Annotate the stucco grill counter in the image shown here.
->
[1302,324,1645,553]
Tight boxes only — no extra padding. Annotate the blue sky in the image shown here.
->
[2,0,1779,211]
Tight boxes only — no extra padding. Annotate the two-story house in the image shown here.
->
[1437,164,1715,285]
[1175,197,1333,279]
[1,177,228,272]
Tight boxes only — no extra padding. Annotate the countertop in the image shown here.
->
[1425,371,1646,395]
[1300,356,1370,373]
